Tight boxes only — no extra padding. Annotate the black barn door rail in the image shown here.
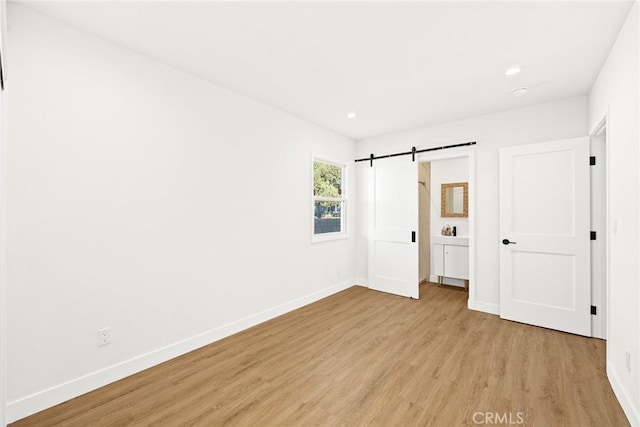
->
[355,141,477,166]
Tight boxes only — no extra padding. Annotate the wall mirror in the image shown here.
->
[441,182,468,217]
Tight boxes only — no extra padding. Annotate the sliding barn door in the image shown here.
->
[369,157,419,299]
[499,137,591,336]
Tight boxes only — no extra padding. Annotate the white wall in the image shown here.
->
[589,2,639,424]
[5,4,358,421]
[357,96,588,312]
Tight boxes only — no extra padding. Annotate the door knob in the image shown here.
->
[502,239,517,245]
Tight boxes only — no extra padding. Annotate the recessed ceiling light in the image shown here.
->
[347,111,357,119]
[505,67,521,76]
[512,87,528,97]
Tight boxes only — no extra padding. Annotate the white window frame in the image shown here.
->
[311,155,348,242]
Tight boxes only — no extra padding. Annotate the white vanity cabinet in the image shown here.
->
[432,236,469,290]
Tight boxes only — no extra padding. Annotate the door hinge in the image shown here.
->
[0,50,4,91]
[591,231,597,240]
[411,231,416,243]
[590,156,596,166]
[591,305,597,315]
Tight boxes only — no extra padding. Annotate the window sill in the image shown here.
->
[311,232,348,243]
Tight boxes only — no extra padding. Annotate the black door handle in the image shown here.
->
[502,239,517,245]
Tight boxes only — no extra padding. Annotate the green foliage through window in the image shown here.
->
[313,161,342,197]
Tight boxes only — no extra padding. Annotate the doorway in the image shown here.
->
[417,150,475,304]
[418,162,431,283]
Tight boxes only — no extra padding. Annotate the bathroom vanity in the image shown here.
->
[432,236,469,291]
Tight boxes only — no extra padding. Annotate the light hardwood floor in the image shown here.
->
[12,283,628,426]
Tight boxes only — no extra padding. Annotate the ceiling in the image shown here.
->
[18,1,634,141]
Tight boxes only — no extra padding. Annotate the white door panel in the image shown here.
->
[369,156,419,299]
[511,149,576,235]
[445,245,469,280]
[500,137,590,336]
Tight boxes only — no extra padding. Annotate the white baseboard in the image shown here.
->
[355,277,368,287]
[467,299,500,316]
[6,278,359,423]
[607,361,639,426]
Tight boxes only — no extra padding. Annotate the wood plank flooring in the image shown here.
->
[12,283,628,426]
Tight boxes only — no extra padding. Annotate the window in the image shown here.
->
[312,158,346,240]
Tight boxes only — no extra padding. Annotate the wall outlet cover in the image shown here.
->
[97,327,111,347]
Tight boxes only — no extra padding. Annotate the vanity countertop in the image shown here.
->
[431,236,469,246]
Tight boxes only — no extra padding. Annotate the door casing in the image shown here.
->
[589,114,609,340]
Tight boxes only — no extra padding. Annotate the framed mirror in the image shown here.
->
[441,182,468,217]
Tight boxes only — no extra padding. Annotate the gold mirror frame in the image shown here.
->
[441,182,468,218]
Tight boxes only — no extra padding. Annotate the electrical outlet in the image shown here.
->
[625,350,631,372]
[97,327,111,347]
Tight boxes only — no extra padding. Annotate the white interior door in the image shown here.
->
[499,137,590,336]
[369,156,419,299]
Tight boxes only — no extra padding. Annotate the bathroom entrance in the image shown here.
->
[365,144,475,302]
[418,154,472,294]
